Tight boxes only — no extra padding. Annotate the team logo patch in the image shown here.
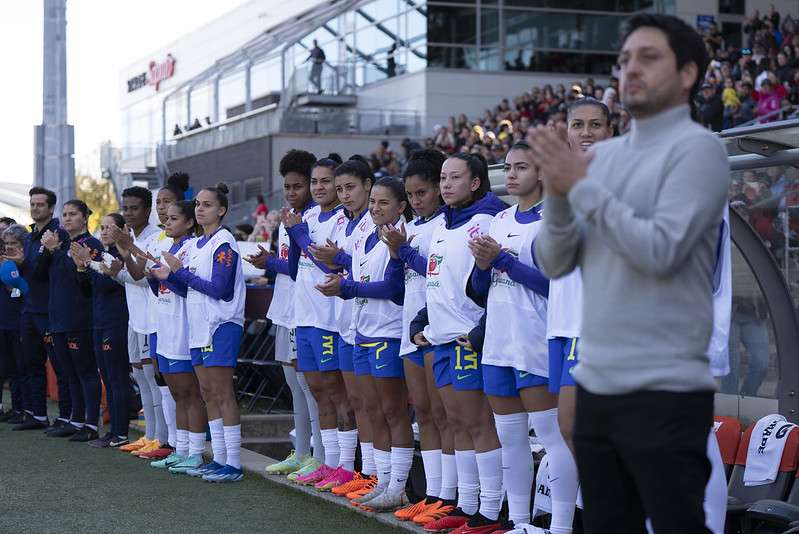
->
[428,254,443,276]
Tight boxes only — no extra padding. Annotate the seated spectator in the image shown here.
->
[699,82,724,131]
[756,79,783,121]
[234,224,253,241]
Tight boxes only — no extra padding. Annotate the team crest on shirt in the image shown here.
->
[280,243,289,261]
[360,274,371,283]
[428,254,443,276]
[492,248,518,287]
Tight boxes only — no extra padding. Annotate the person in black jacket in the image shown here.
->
[0,224,29,423]
[40,199,103,441]
[699,82,724,131]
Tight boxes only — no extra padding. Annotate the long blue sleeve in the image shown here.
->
[490,246,550,298]
[286,222,337,274]
[264,255,290,276]
[469,267,491,296]
[340,257,405,305]
[149,275,188,298]
[171,244,237,301]
[333,250,352,272]
[397,243,427,277]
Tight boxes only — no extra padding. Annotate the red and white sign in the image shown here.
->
[147,53,176,91]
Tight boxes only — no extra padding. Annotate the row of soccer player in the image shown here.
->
[0,172,248,483]
[238,97,618,534]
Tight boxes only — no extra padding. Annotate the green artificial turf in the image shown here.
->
[0,405,398,534]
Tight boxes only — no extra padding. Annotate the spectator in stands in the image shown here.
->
[699,82,724,131]
[757,78,782,121]
[704,21,723,55]
[308,39,326,94]
[254,195,267,221]
[745,9,763,48]
[188,118,202,131]
[233,224,253,241]
[173,124,182,136]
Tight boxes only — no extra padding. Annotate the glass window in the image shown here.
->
[721,21,742,50]
[218,70,246,120]
[251,56,282,99]
[481,9,499,47]
[189,83,213,125]
[718,0,745,15]
[427,45,478,69]
[164,92,187,136]
[504,10,625,52]
[503,0,653,10]
[427,6,477,45]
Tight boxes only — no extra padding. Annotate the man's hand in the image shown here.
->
[40,230,60,252]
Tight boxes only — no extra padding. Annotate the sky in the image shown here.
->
[0,0,249,186]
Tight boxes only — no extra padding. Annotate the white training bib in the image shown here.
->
[352,227,403,340]
[123,224,161,334]
[153,236,194,360]
[266,221,296,328]
[334,212,374,345]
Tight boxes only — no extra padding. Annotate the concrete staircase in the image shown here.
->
[240,413,294,461]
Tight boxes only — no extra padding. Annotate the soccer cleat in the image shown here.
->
[350,482,386,507]
[450,513,502,534]
[315,465,355,491]
[44,419,68,435]
[186,461,224,478]
[287,457,323,482]
[202,464,243,483]
[109,435,129,448]
[47,423,81,438]
[88,432,117,448]
[504,524,549,534]
[131,439,161,456]
[119,436,151,452]
[265,449,309,475]
[150,452,185,469]
[396,497,441,521]
[360,490,408,512]
[346,477,378,500]
[139,445,175,460]
[6,411,25,425]
[295,463,333,486]
[12,415,50,431]
[169,454,203,474]
[413,500,457,525]
[332,472,375,496]
[423,506,471,532]
[68,426,99,442]
[0,410,21,423]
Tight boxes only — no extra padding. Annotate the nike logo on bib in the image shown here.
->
[436,239,445,243]
[507,233,520,238]
[360,260,368,267]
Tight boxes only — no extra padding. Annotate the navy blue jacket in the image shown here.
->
[79,247,129,330]
[42,231,103,333]
[0,260,24,330]
[20,218,69,314]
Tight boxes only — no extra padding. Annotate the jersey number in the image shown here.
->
[454,346,477,371]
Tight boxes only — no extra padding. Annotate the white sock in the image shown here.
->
[284,366,312,456]
[421,449,443,498]
[373,447,392,487]
[159,385,176,447]
[320,428,340,467]
[495,412,534,525]
[189,431,206,457]
[86,423,98,431]
[440,453,458,501]
[530,408,577,534]
[475,448,503,521]
[454,449,480,516]
[131,366,155,440]
[299,372,324,462]
[176,429,189,457]
[338,428,358,472]
[388,446,415,494]
[224,424,242,469]
[72,421,85,429]
[705,430,727,534]
[208,418,227,466]
[360,441,376,476]
[142,364,167,444]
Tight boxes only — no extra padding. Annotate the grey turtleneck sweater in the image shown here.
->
[535,104,729,395]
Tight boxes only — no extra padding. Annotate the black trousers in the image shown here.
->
[574,386,713,534]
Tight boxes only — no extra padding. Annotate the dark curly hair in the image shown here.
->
[279,149,316,180]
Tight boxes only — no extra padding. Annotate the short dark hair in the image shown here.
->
[29,186,57,207]
[0,217,17,227]
[279,149,316,179]
[621,14,708,111]
[121,186,153,208]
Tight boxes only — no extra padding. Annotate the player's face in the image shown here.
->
[440,158,479,209]
[310,167,339,210]
[61,204,87,236]
[164,204,194,239]
[369,185,405,226]
[30,194,53,224]
[99,216,118,247]
[619,26,696,119]
[335,173,370,215]
[194,190,225,227]
[567,105,613,152]
[122,196,151,230]
[283,171,311,210]
[405,175,440,219]
[503,149,540,198]
[156,189,178,224]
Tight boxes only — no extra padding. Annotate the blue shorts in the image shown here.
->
[190,322,243,368]
[339,339,355,373]
[150,333,157,359]
[355,340,404,378]
[157,353,195,374]
[434,341,484,391]
[296,326,339,372]
[403,347,426,369]
[548,337,579,393]
[483,364,548,397]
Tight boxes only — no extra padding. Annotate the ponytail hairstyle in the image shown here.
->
[64,199,92,220]
[567,96,612,127]
[201,182,230,219]
[104,212,125,229]
[403,148,446,189]
[312,152,343,174]
[446,152,490,201]
[161,172,190,200]
[171,200,199,236]
[373,176,413,222]
[334,154,375,219]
